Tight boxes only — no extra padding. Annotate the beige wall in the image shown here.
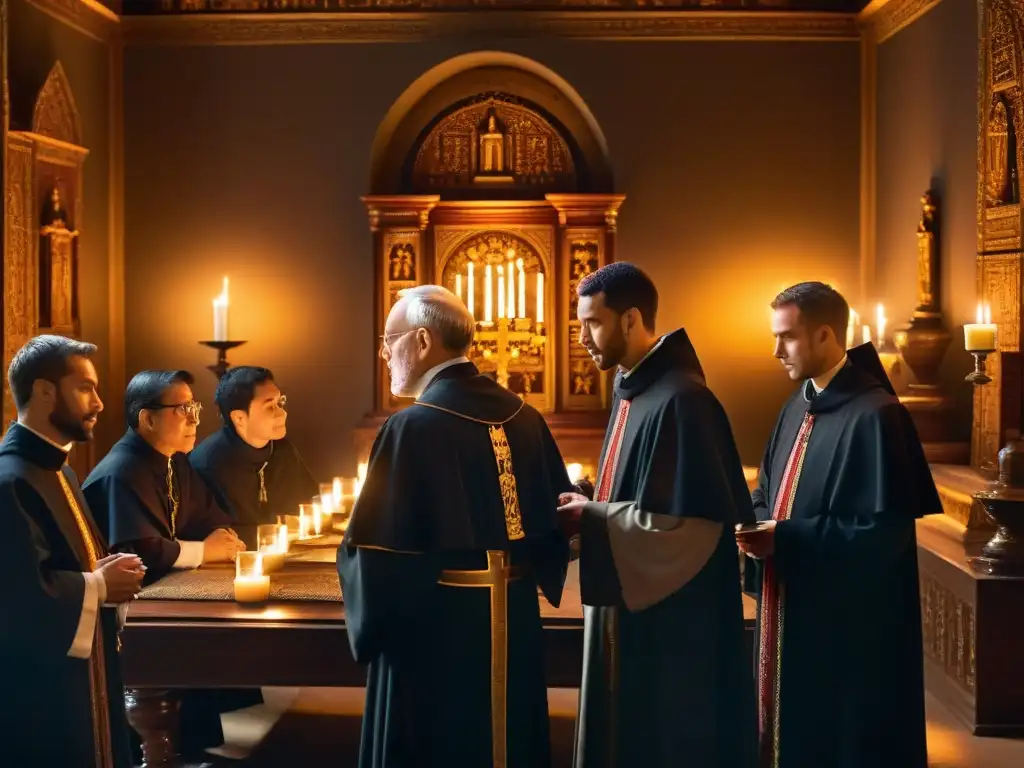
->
[7,0,115,451]
[123,39,861,476]
[876,0,979,441]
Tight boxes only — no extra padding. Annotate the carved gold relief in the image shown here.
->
[32,62,83,146]
[990,2,1019,92]
[919,573,976,694]
[563,231,604,409]
[4,141,37,424]
[986,99,1013,206]
[983,255,1022,352]
[915,193,938,311]
[411,95,575,192]
[138,0,864,11]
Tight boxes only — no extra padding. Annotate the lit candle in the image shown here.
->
[964,302,997,351]
[497,264,506,319]
[277,523,288,553]
[507,261,515,319]
[319,483,335,515]
[212,276,229,342]
[298,503,315,540]
[536,272,544,324]
[467,262,475,318]
[846,309,858,349]
[484,264,492,323]
[313,503,323,536]
[355,463,367,498]
[862,325,871,345]
[517,260,526,319]
[875,303,887,348]
[566,463,583,485]
[257,524,286,572]
[332,477,343,507]
[234,552,270,604]
[455,273,462,303]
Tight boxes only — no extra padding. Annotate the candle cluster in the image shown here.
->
[452,252,544,325]
[845,304,888,349]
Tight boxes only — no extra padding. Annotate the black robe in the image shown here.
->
[338,362,571,768]
[574,328,757,768]
[748,343,941,768]
[0,423,132,767]
[83,429,232,582]
[189,425,317,548]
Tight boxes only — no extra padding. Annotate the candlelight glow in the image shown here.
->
[212,276,229,341]
[964,301,997,352]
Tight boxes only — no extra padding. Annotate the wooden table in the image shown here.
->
[122,561,755,765]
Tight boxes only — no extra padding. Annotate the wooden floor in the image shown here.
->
[193,686,1024,767]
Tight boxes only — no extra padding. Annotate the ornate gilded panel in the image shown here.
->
[982,254,1022,352]
[983,203,1020,251]
[32,62,83,146]
[4,139,37,424]
[990,2,1019,93]
[563,230,605,411]
[919,573,977,694]
[410,95,575,194]
[435,225,555,411]
[381,228,421,407]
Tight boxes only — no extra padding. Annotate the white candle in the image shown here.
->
[277,524,288,553]
[332,477,343,507]
[517,260,525,319]
[875,303,887,348]
[313,503,323,535]
[536,272,544,324]
[497,265,505,319]
[484,264,492,323]
[212,276,229,342]
[467,262,475,318]
[234,552,270,603]
[964,302,997,351]
[455,273,462,303]
[862,325,871,345]
[507,261,515,319]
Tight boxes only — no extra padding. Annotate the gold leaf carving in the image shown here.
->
[4,143,38,424]
[990,3,1019,92]
[32,62,83,146]
[919,574,976,694]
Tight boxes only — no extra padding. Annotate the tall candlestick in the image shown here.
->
[506,262,515,319]
[455,273,462,303]
[484,264,492,323]
[467,262,475,318]
[517,260,525,319]
[212,276,229,342]
[497,265,505,319]
[536,272,544,324]
[964,302,997,351]
[875,303,887,348]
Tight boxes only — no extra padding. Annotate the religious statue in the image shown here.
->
[478,112,506,174]
[915,192,938,314]
[389,243,415,281]
[986,98,1013,206]
[39,184,79,331]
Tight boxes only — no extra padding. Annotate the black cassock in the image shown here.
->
[189,425,317,548]
[83,428,245,756]
[338,362,571,768]
[83,429,232,581]
[747,343,941,768]
[0,423,132,767]
[573,328,757,768]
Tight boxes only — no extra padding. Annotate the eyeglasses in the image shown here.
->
[146,400,202,421]
[269,395,287,411]
[379,328,418,352]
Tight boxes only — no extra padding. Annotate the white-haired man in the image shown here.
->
[338,285,572,768]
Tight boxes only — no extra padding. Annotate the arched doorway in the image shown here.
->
[357,52,624,476]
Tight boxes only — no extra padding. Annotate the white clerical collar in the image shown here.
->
[18,421,73,453]
[622,335,665,379]
[811,353,848,394]
[412,356,470,397]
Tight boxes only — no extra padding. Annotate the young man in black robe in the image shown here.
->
[736,282,940,768]
[557,263,757,768]
[338,285,571,768]
[83,369,247,760]
[0,335,145,766]
[190,365,317,548]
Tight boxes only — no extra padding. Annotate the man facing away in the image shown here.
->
[190,366,317,548]
[558,263,757,768]
[736,282,940,768]
[338,285,572,768]
[0,335,144,766]
[83,369,246,760]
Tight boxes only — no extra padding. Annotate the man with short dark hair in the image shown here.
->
[83,369,243,581]
[190,366,316,546]
[736,281,939,768]
[341,286,572,768]
[558,263,757,767]
[0,334,143,766]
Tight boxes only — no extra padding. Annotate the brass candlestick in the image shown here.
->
[966,349,995,385]
[199,340,246,380]
[472,317,546,390]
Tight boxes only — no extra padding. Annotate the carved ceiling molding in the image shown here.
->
[858,0,943,43]
[25,0,120,42]
[120,10,859,45]
[126,0,865,10]
[32,61,85,146]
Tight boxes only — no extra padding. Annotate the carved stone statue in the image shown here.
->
[389,243,415,281]
[39,184,79,331]
[915,192,938,314]
[478,113,506,174]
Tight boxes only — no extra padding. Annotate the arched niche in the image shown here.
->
[369,51,614,196]
[357,53,622,479]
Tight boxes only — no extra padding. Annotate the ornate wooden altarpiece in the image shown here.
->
[3,60,92,476]
[356,91,623,479]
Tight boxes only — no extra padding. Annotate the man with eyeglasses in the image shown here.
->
[83,369,243,581]
[190,366,316,548]
[83,369,247,762]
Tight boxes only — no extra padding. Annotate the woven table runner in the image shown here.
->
[139,565,342,603]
